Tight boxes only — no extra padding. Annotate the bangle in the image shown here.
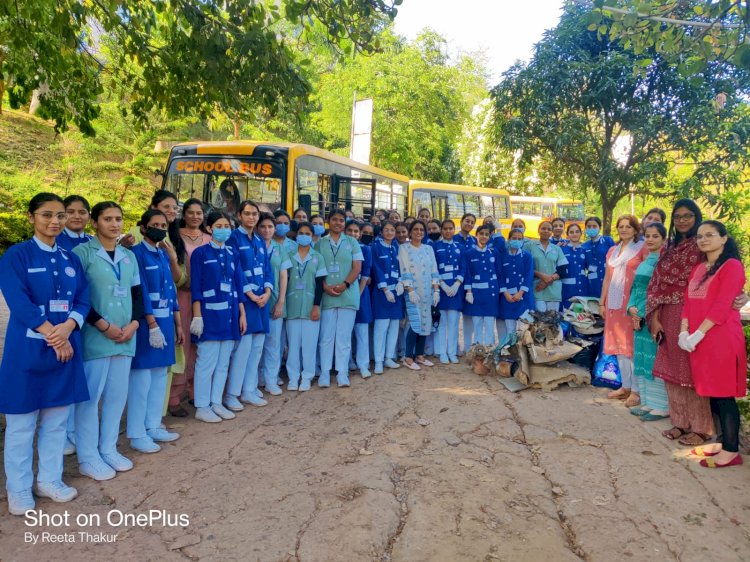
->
[99,321,110,333]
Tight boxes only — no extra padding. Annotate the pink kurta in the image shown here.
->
[682,259,747,398]
[601,244,644,357]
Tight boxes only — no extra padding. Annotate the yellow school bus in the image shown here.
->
[408,181,513,232]
[510,196,585,238]
[160,141,410,218]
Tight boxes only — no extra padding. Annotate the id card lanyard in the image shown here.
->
[49,247,70,312]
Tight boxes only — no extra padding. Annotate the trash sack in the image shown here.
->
[591,351,622,389]
[571,340,601,374]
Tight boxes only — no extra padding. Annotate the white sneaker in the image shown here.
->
[8,489,35,515]
[417,358,434,367]
[299,380,312,392]
[223,395,244,412]
[337,374,351,387]
[287,382,299,391]
[195,407,222,423]
[439,355,450,364]
[265,384,283,396]
[384,359,401,369]
[63,437,76,456]
[404,360,421,371]
[102,451,133,472]
[147,428,180,442]
[361,369,372,379]
[34,481,78,503]
[240,393,268,407]
[130,437,161,454]
[449,355,459,364]
[79,459,116,481]
[374,362,384,374]
[211,403,236,420]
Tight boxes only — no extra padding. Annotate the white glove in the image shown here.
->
[149,326,167,349]
[432,291,440,307]
[678,331,691,351]
[395,282,404,296]
[408,290,420,305]
[190,317,204,338]
[685,330,705,352]
[449,281,461,297]
[465,291,474,304]
[384,289,396,303]
[439,281,450,294]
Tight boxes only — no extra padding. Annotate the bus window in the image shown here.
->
[447,193,462,218]
[411,190,431,217]
[463,194,481,217]
[556,203,585,221]
[541,203,554,218]
[433,195,448,220]
[480,196,495,219]
[494,196,511,219]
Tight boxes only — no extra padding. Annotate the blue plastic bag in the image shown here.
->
[592,351,621,389]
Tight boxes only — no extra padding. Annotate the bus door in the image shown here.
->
[433,194,448,221]
[330,175,376,219]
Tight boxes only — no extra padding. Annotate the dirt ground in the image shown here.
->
[1,298,750,562]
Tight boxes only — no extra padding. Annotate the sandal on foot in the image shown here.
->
[630,407,648,416]
[608,388,630,400]
[678,432,711,446]
[168,405,189,418]
[662,427,686,440]
[700,454,743,468]
[624,393,641,408]
[690,447,720,457]
[640,412,669,422]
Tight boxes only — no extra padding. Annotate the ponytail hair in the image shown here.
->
[699,220,741,285]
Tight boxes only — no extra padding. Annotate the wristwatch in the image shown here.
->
[344,281,351,289]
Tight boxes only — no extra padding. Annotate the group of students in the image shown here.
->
[0,191,747,518]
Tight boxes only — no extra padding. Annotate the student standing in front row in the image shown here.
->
[0,193,90,515]
[498,228,535,333]
[454,213,477,354]
[463,224,501,346]
[371,221,404,374]
[561,223,589,307]
[433,220,464,364]
[190,212,247,422]
[316,209,363,388]
[528,221,568,312]
[347,221,373,378]
[127,210,183,454]
[582,216,615,299]
[74,202,142,481]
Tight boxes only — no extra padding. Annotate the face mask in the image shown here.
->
[145,227,167,243]
[514,227,525,234]
[360,234,374,245]
[509,239,524,250]
[212,227,232,243]
[428,232,441,241]
[313,224,326,237]
[276,223,290,237]
[585,228,600,239]
[296,234,312,247]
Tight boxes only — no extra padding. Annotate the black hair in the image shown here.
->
[551,217,566,226]
[178,198,208,231]
[148,190,186,263]
[644,222,667,240]
[345,221,361,232]
[28,192,64,214]
[427,219,441,229]
[441,219,455,229]
[139,209,167,226]
[418,208,431,216]
[257,212,275,226]
[566,222,582,235]
[150,190,177,209]
[219,179,241,211]
[404,216,416,222]
[645,207,667,223]
[460,213,477,223]
[381,220,397,232]
[238,200,261,216]
[292,208,308,219]
[91,201,123,221]
[310,214,323,222]
[475,224,491,236]
[63,194,90,212]
[668,198,703,247]
[296,221,314,234]
[508,228,525,239]
[274,209,291,221]
[360,222,375,233]
[206,210,232,228]
[698,221,741,285]
[328,209,347,222]
[407,219,426,235]
[585,216,602,228]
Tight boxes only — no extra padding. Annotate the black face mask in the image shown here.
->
[360,234,374,245]
[145,227,168,243]
[428,232,441,241]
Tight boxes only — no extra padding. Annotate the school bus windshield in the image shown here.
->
[556,203,585,221]
[164,156,284,214]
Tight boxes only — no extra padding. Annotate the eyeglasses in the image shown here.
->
[673,213,695,222]
[34,212,67,221]
[696,232,720,240]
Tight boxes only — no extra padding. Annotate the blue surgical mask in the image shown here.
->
[585,228,600,239]
[212,227,232,242]
[509,239,524,250]
[313,224,325,237]
[276,223,290,237]
[296,234,312,247]
[515,227,525,234]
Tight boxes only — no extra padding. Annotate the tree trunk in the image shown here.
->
[233,118,241,140]
[0,78,4,115]
[601,201,614,237]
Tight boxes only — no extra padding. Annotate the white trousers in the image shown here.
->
[226,334,265,398]
[494,319,508,344]
[195,340,235,407]
[436,309,460,358]
[286,318,320,386]
[462,313,474,352]
[617,354,638,392]
[354,324,370,371]
[319,308,357,384]
[472,316,496,346]
[373,318,400,363]
[261,317,284,386]
[503,319,518,333]
[535,301,561,312]
[5,406,69,492]
[76,355,132,464]
[127,367,169,439]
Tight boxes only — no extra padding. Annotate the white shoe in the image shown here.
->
[223,395,244,411]
[34,480,78,503]
[130,437,161,454]
[299,380,312,392]
[361,369,372,379]
[417,358,434,367]
[337,374,351,387]
[8,489,35,515]
[195,407,222,423]
[63,438,76,456]
[449,356,459,364]
[79,459,116,481]
[265,384,283,396]
[102,451,133,472]
[147,428,180,442]
[374,362,384,374]
[287,382,299,391]
[240,393,268,407]
[384,359,401,369]
[212,403,236,420]
[404,360,421,371]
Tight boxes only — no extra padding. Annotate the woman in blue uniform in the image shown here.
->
[73,201,143,481]
[454,213,478,353]
[582,216,615,298]
[57,195,92,252]
[464,224,501,346]
[433,220,464,364]
[0,193,90,515]
[347,221,373,378]
[127,210,183,453]
[551,218,567,246]
[371,221,404,374]
[561,223,589,306]
[498,228,535,333]
[190,211,247,422]
[224,201,273,408]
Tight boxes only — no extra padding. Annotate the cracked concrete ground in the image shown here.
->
[1,361,749,562]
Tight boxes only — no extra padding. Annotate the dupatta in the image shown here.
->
[645,237,701,319]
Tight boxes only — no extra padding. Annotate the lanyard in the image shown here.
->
[109,260,122,282]
[296,258,310,280]
[329,237,343,262]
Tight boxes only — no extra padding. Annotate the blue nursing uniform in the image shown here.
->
[131,242,179,369]
[561,244,589,305]
[355,243,373,324]
[227,226,273,334]
[433,239,465,311]
[490,233,507,254]
[498,248,535,320]
[583,236,615,298]
[453,232,477,253]
[56,228,92,253]
[463,246,501,317]
[370,240,403,319]
[0,239,90,414]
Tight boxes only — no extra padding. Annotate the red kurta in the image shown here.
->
[682,259,747,398]
[601,244,644,357]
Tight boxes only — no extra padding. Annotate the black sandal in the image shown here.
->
[169,405,189,418]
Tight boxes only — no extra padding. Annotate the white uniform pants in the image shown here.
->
[76,355,132,464]
[617,354,638,392]
[494,319,508,344]
[472,316,496,346]
[127,367,169,439]
[462,313,474,352]
[261,317,284,387]
[373,319,400,363]
[354,324,370,371]
[535,301,561,312]
[226,333,265,399]
[319,308,356,384]
[5,406,69,492]
[195,340,235,407]
[436,309,460,358]
[286,319,320,386]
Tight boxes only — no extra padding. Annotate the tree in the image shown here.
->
[490,3,750,233]
[0,0,400,134]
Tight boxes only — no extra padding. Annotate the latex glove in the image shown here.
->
[408,290,420,305]
[685,330,705,352]
[190,317,204,338]
[432,291,440,307]
[465,291,474,304]
[678,331,691,351]
[395,282,404,296]
[450,281,461,297]
[439,280,450,294]
[384,289,396,303]
[149,326,167,349]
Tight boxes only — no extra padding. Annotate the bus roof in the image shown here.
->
[409,180,510,197]
[510,196,581,204]
[169,141,409,182]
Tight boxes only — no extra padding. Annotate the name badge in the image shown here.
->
[49,300,69,312]
[253,266,264,276]
[113,285,128,298]
[295,281,306,291]
[159,299,169,308]
[328,264,340,273]
[444,265,454,272]
[220,282,232,293]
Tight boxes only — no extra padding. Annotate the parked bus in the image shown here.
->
[408,181,513,233]
[160,141,409,219]
[510,196,585,237]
